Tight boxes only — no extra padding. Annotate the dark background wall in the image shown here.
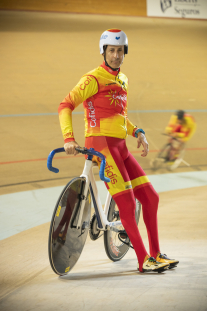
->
[0,0,147,16]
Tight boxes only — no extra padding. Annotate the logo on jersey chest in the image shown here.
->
[105,90,127,107]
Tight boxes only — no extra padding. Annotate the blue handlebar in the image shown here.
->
[47,147,110,183]
[47,147,65,173]
[87,148,110,183]
[99,158,110,183]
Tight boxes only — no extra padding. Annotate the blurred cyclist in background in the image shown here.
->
[165,110,196,161]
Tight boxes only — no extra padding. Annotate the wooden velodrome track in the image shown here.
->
[0,10,207,311]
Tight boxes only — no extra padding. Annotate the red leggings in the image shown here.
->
[85,136,160,271]
[114,182,160,272]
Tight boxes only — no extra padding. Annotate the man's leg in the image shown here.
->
[112,191,148,272]
[134,184,160,258]
[125,152,179,268]
[124,153,160,258]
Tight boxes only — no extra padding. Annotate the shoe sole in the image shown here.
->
[169,261,179,269]
[157,259,179,268]
[141,265,169,273]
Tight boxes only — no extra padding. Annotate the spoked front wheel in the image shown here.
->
[48,177,91,276]
[104,198,141,261]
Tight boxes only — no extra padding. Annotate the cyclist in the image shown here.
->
[58,29,178,273]
[165,110,196,161]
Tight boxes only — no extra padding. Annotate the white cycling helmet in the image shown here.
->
[99,29,128,54]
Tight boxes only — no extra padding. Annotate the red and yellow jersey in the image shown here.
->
[58,61,138,143]
[165,114,196,142]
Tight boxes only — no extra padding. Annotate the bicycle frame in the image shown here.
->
[47,147,122,233]
[79,159,122,231]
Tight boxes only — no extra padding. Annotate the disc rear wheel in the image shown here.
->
[48,177,91,276]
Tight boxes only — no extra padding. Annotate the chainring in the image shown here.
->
[89,213,100,241]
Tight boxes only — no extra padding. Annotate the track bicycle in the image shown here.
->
[47,147,141,276]
[150,134,189,171]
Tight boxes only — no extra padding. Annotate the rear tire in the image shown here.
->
[104,197,141,262]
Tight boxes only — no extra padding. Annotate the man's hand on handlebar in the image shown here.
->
[137,133,149,157]
[64,141,80,156]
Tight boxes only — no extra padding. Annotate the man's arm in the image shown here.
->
[58,75,98,154]
[134,129,149,157]
[126,114,149,157]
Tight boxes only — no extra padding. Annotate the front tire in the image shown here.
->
[104,197,141,262]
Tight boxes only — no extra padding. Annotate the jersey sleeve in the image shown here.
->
[127,117,137,136]
[58,75,98,143]
[124,106,137,136]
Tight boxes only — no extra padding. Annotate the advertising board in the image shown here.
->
[147,0,207,19]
